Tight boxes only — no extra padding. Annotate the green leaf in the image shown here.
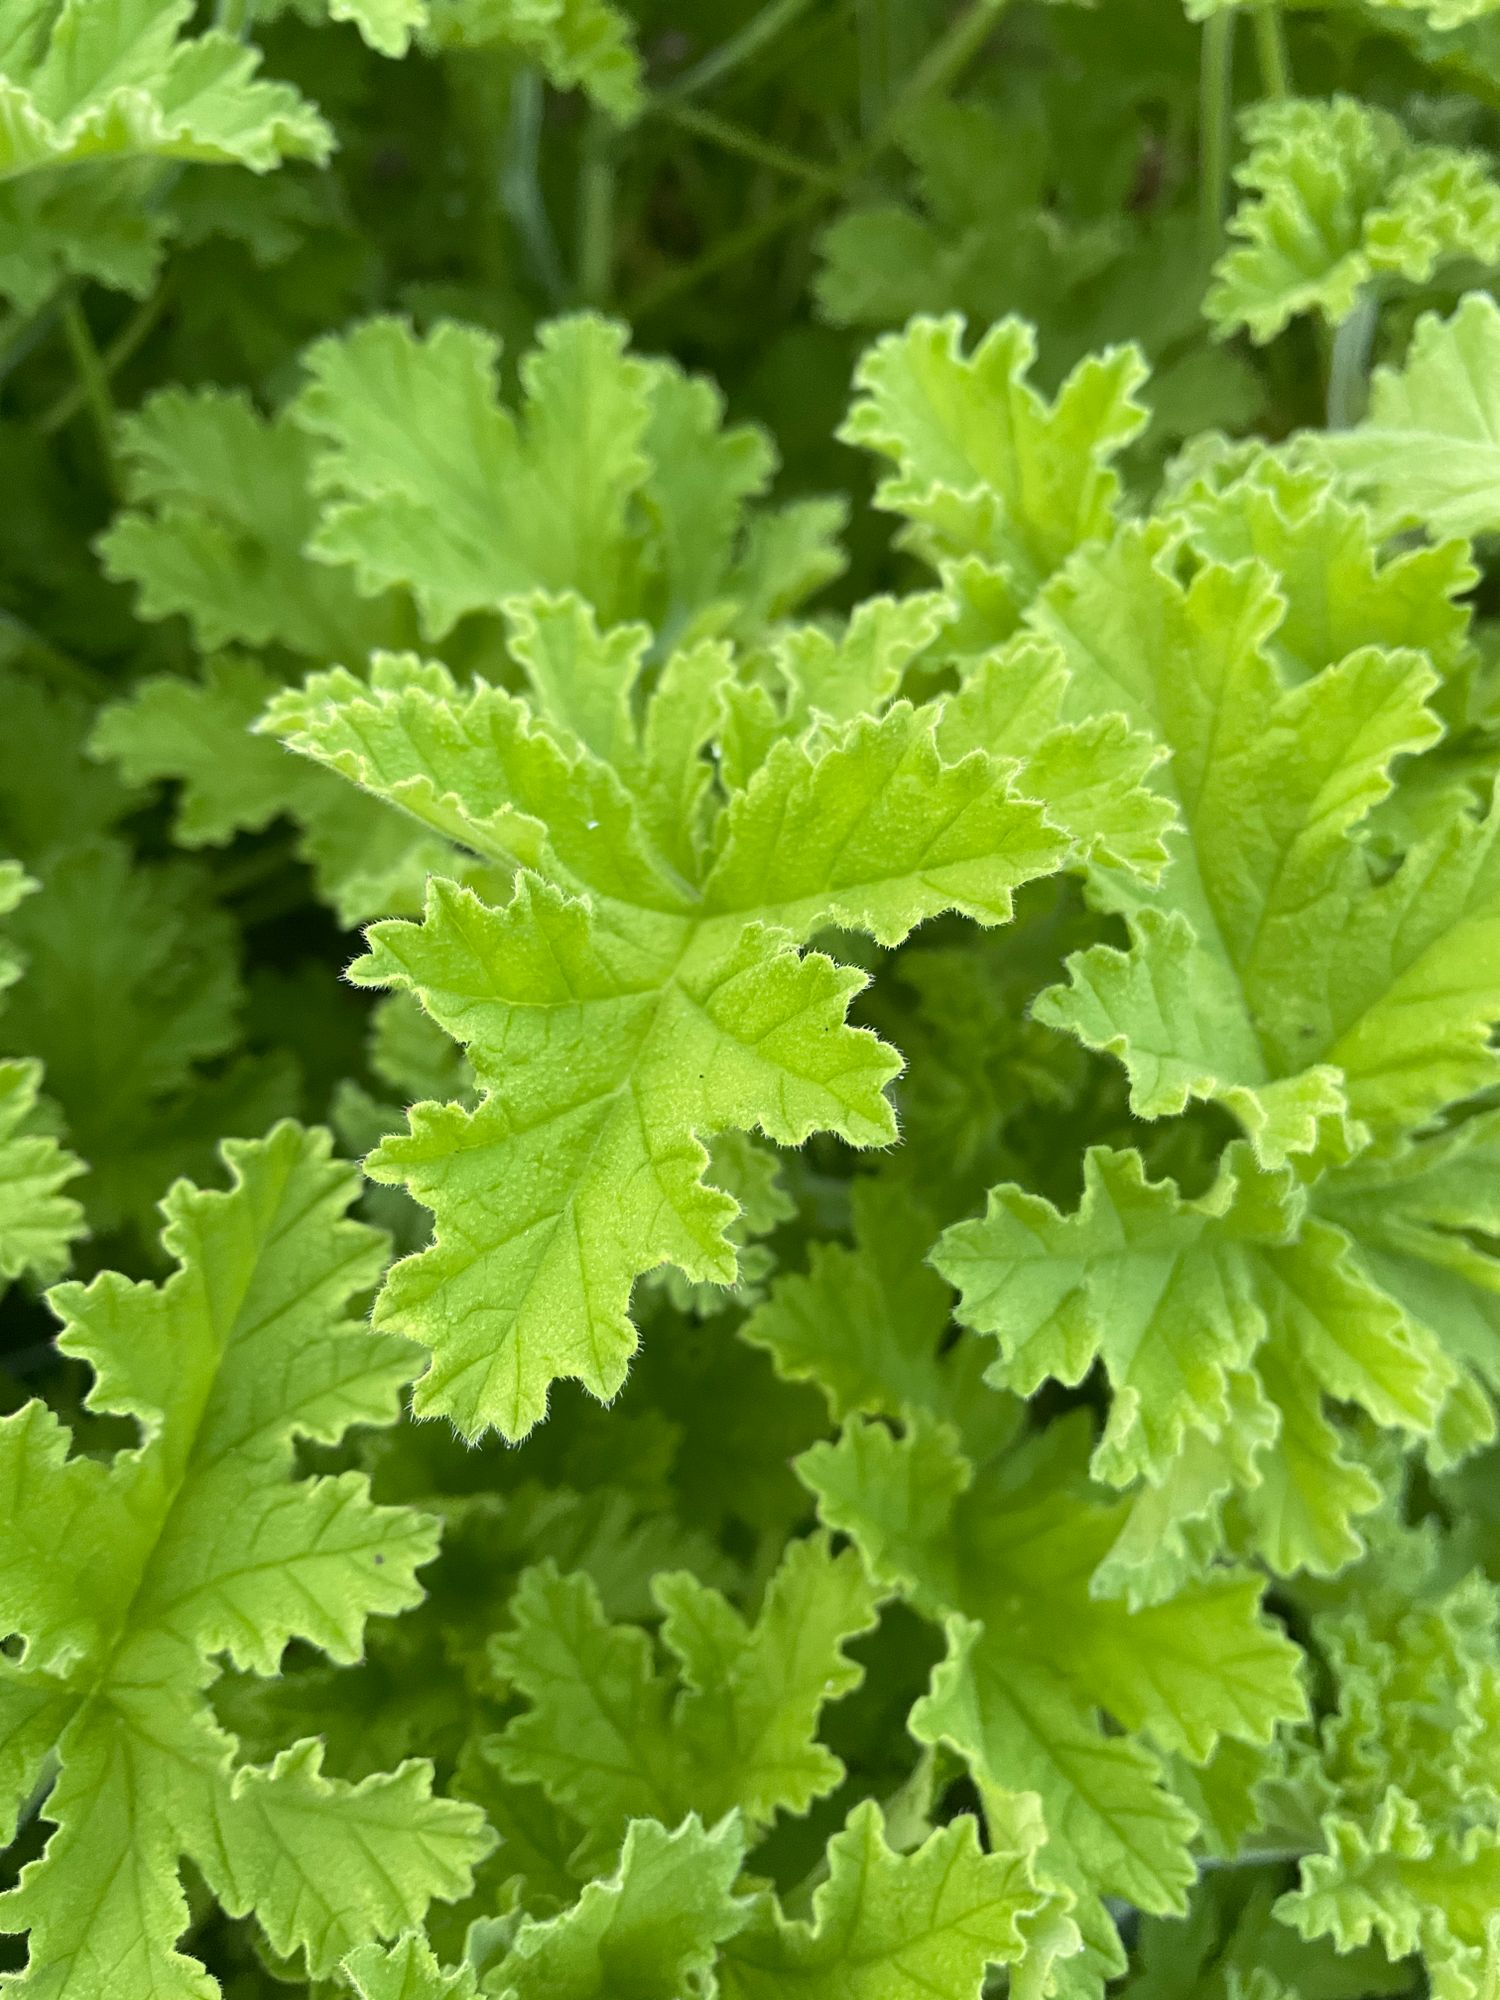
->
[487,1532,878,1845]
[1025,519,1498,1163]
[840,314,1148,631]
[718,1797,1075,1998]
[1207,98,1500,343]
[267,605,1072,1438]
[1319,1108,1500,1456]
[801,1416,1306,1948]
[815,97,1127,348]
[484,1814,748,1999]
[0,839,297,1231]
[345,1933,478,2000]
[935,1142,1467,1572]
[1325,291,1500,538]
[0,1123,492,1992]
[1266,1527,1500,1998]
[292,313,839,645]
[0,0,329,307]
[933,632,1176,883]
[743,1175,1020,1463]
[0,1059,84,1288]
[0,863,83,1287]
[1158,446,1476,686]
[98,386,403,658]
[0,664,136,866]
[92,656,474,927]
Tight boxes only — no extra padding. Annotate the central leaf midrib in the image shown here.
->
[430,897,863,1412]
[84,1159,328,1699]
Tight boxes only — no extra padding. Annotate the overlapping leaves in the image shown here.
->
[1207,96,1500,343]
[263,588,1100,1437]
[747,1172,1304,1981]
[0,0,329,307]
[96,311,845,925]
[0,1122,491,1992]
[928,446,1500,1587]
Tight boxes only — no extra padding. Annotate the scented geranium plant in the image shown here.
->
[5,1,1500,1995]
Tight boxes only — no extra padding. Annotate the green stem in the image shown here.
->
[1326,288,1379,430]
[39,284,168,437]
[1253,0,1291,98]
[629,0,1009,320]
[659,102,841,189]
[576,110,616,306]
[1199,7,1236,255]
[890,0,1006,121]
[857,0,896,133]
[500,67,568,307]
[663,0,818,101]
[59,296,117,489]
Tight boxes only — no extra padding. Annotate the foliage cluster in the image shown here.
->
[7,0,1500,1995]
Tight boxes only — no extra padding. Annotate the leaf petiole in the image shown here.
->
[1200,6,1237,256]
[59,295,117,490]
[1253,0,1291,98]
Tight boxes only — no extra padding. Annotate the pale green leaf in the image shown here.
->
[292,313,834,644]
[268,608,1071,1438]
[840,313,1147,627]
[1027,522,1480,1162]
[0,0,329,306]
[345,1933,477,2000]
[936,1141,1462,1571]
[486,1815,747,1999]
[718,1797,1073,1998]
[1326,291,1500,537]
[1208,97,1500,343]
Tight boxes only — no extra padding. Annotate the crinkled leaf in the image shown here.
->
[718,1797,1073,1998]
[0,0,329,307]
[0,1123,491,1991]
[1208,97,1500,343]
[292,313,838,645]
[840,314,1147,630]
[1325,292,1500,537]
[267,604,1072,1438]
[802,1415,1306,1951]
[487,1532,878,1845]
